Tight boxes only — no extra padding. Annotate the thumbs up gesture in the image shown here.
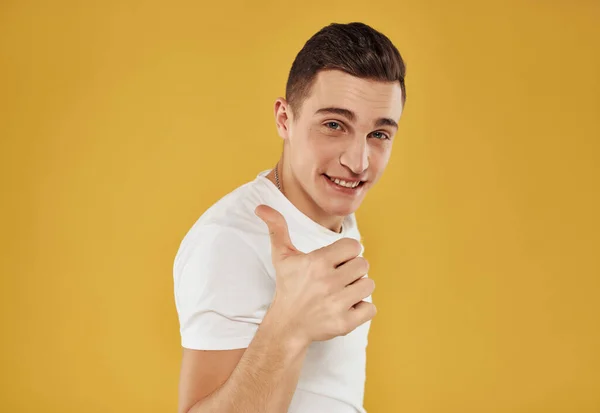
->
[255,205,376,346]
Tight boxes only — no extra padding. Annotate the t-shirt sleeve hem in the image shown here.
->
[181,335,255,351]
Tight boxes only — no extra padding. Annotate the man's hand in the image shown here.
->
[255,204,376,346]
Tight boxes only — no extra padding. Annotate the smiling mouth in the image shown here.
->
[324,174,364,189]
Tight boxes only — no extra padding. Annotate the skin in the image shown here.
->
[265,69,404,232]
[179,69,404,413]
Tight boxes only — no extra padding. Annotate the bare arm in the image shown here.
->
[182,311,309,413]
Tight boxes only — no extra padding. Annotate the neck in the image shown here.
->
[267,161,344,234]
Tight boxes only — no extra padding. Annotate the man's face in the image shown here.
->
[277,69,404,218]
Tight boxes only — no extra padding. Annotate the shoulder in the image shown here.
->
[173,223,268,286]
[195,177,271,235]
[174,177,275,281]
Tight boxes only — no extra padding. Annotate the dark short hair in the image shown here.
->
[285,22,407,117]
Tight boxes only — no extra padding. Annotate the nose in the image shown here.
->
[339,136,369,175]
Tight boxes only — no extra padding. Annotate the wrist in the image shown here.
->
[259,308,311,355]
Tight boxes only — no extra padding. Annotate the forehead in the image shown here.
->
[303,69,404,122]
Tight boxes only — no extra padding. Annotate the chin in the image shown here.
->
[322,200,361,217]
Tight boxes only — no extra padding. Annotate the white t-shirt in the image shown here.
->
[173,169,372,413]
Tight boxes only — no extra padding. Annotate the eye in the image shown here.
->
[325,121,342,130]
[371,131,390,140]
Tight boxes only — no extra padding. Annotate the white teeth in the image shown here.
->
[328,176,360,188]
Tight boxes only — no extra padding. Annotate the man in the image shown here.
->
[173,22,407,413]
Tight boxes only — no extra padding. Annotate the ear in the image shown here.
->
[274,97,292,140]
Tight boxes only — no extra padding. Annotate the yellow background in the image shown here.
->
[1,1,599,412]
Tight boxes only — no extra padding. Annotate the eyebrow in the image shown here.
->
[314,107,398,129]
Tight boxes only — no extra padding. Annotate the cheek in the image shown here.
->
[305,129,339,160]
[305,125,327,149]
[290,134,325,173]
[369,146,392,171]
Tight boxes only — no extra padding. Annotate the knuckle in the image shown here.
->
[351,239,363,255]
[356,256,369,274]
[371,304,378,317]
[358,303,377,322]
[363,278,375,294]
[342,238,362,255]
[363,303,377,320]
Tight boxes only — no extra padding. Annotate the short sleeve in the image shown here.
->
[173,225,274,350]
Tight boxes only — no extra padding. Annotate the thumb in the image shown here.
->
[255,204,299,260]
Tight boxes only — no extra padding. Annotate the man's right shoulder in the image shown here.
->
[174,178,273,270]
[198,178,269,232]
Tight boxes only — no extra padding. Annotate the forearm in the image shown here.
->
[187,312,308,413]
